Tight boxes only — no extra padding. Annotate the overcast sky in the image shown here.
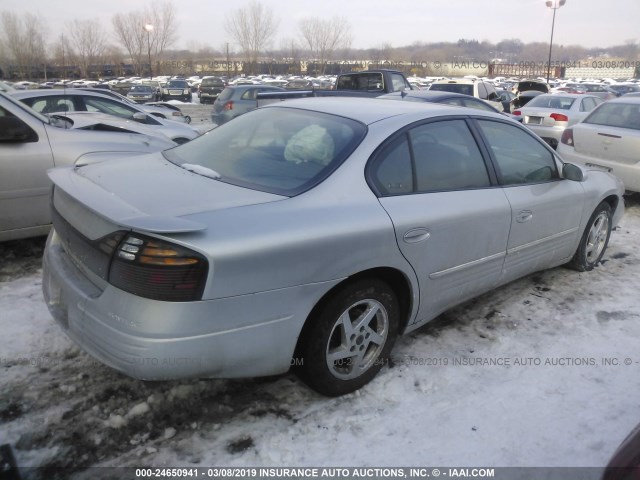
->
[4,0,639,53]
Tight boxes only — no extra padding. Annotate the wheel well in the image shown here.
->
[602,194,619,213]
[294,267,414,358]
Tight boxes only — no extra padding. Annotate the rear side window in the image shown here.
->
[336,73,384,91]
[477,120,558,185]
[369,119,491,195]
[217,88,234,102]
[430,83,474,96]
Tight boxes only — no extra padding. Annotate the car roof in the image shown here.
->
[380,90,476,101]
[607,96,640,104]
[11,89,116,99]
[432,79,477,85]
[261,96,503,126]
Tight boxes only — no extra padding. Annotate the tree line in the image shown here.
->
[1,1,638,81]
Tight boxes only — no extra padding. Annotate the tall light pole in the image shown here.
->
[545,0,566,84]
[144,23,154,80]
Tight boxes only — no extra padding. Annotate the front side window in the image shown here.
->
[477,120,558,185]
[391,73,410,92]
[164,107,366,196]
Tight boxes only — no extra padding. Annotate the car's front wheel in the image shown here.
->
[296,279,399,396]
[568,201,612,271]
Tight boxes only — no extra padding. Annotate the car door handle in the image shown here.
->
[516,210,533,223]
[403,228,431,244]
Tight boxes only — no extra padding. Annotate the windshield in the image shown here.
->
[526,95,575,109]
[430,83,474,96]
[164,107,367,196]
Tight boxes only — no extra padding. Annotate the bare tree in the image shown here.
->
[0,11,47,80]
[68,19,107,79]
[112,1,178,76]
[225,1,279,74]
[299,16,352,75]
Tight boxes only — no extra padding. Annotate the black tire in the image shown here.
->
[296,279,399,396]
[568,201,612,271]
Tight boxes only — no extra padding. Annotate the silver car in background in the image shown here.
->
[514,93,603,149]
[11,89,199,144]
[0,91,176,242]
[43,97,624,396]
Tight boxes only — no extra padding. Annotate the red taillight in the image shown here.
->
[223,101,233,111]
[512,110,521,116]
[550,113,569,122]
[561,128,574,146]
[109,234,208,302]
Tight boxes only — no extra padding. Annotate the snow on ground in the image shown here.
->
[2,196,640,478]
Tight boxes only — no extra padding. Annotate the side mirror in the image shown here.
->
[563,163,584,182]
[132,112,148,123]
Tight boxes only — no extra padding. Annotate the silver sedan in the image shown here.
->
[11,89,199,144]
[513,93,603,149]
[43,97,624,396]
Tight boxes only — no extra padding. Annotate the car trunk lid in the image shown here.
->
[48,151,285,237]
[573,123,640,165]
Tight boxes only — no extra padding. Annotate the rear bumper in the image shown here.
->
[42,229,336,380]
[525,124,565,149]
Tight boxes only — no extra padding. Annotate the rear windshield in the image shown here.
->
[336,73,384,91]
[164,107,367,196]
[526,96,575,109]
[584,102,640,130]
[430,83,474,96]
[217,88,234,102]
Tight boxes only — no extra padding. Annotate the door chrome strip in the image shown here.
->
[507,227,578,255]
[429,251,506,279]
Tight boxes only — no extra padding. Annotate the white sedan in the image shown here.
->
[557,97,640,192]
[513,93,603,149]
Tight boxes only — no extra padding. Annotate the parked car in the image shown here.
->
[513,93,604,149]
[377,90,521,121]
[511,80,550,111]
[497,89,516,113]
[126,85,157,103]
[510,90,546,111]
[48,111,183,143]
[11,89,199,144]
[43,97,623,397]
[162,79,192,102]
[557,97,640,192]
[429,79,504,111]
[145,101,191,123]
[211,85,285,125]
[77,87,189,123]
[197,77,225,104]
[608,84,640,96]
[0,91,175,242]
[582,83,618,101]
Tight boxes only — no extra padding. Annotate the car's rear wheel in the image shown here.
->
[568,201,612,271]
[296,279,399,396]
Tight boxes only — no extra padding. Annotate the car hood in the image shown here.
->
[48,151,286,233]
